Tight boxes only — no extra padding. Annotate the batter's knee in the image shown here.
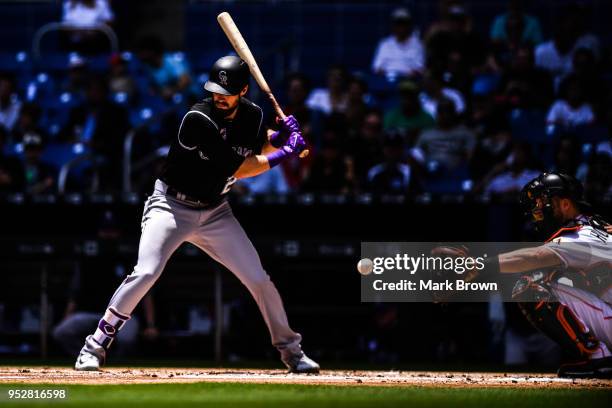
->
[240,270,273,293]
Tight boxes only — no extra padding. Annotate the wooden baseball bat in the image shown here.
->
[217,12,309,158]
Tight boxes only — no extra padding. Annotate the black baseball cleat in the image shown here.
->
[557,356,612,379]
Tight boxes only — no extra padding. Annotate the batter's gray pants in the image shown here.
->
[106,180,302,356]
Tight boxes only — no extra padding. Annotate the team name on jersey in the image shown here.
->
[232,146,254,157]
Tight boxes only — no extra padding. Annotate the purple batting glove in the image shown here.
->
[270,115,301,148]
[269,130,286,148]
[266,131,306,167]
[286,131,306,154]
[280,115,300,134]
[266,145,292,167]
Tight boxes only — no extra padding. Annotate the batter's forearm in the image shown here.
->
[498,247,562,274]
[261,138,278,155]
[234,155,271,179]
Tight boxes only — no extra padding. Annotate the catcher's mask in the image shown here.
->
[519,172,591,236]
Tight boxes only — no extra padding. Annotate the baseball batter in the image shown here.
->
[74,56,320,373]
[468,173,611,378]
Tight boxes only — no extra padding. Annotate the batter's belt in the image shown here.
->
[156,179,224,209]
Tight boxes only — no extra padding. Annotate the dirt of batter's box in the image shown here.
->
[0,367,610,388]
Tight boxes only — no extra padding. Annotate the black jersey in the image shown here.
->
[160,97,266,201]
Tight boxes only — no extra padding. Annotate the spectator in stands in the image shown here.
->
[306,65,349,115]
[0,126,24,192]
[535,33,572,84]
[425,2,487,75]
[22,132,55,194]
[529,6,601,91]
[582,147,611,202]
[371,7,424,79]
[415,98,476,171]
[489,2,542,72]
[467,80,507,137]
[469,120,513,182]
[366,131,412,194]
[303,139,352,193]
[419,72,465,119]
[490,0,543,47]
[384,81,434,143]
[62,0,115,53]
[347,109,384,189]
[282,73,316,133]
[11,103,45,145]
[580,106,612,199]
[303,117,354,193]
[497,45,554,110]
[61,76,130,190]
[108,53,136,100]
[136,36,194,100]
[444,47,474,96]
[276,73,317,190]
[63,0,114,27]
[61,54,91,97]
[565,3,600,59]
[570,48,605,115]
[482,142,540,194]
[345,76,371,135]
[0,74,21,135]
[280,72,320,145]
[546,77,595,129]
[552,136,581,176]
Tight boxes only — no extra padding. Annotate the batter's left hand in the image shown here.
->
[278,115,301,135]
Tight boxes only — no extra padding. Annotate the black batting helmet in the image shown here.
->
[204,56,250,96]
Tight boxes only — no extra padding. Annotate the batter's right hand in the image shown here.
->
[285,131,306,155]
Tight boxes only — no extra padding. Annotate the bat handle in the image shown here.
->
[267,93,286,120]
[267,92,309,158]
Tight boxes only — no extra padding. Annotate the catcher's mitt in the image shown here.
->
[428,245,477,302]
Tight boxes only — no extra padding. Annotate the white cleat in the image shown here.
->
[75,350,101,371]
[74,335,105,371]
[283,352,320,374]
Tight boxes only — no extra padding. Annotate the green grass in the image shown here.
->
[0,383,609,408]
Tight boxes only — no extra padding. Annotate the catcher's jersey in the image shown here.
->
[545,215,612,302]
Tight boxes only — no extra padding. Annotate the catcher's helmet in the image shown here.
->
[520,172,591,233]
[204,56,249,96]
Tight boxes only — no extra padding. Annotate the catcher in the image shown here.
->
[438,173,611,378]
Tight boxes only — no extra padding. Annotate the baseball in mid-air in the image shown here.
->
[357,258,373,275]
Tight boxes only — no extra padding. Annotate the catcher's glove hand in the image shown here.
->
[429,245,477,302]
[430,245,469,258]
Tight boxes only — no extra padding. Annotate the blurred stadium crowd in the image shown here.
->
[0,0,610,200]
